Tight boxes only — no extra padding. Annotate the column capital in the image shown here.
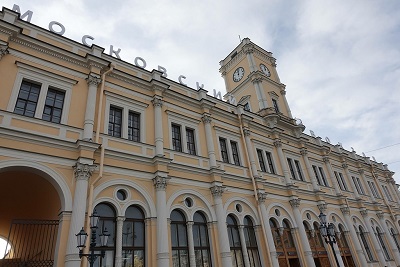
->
[300,148,308,156]
[358,168,364,175]
[360,209,368,217]
[340,206,350,216]
[0,44,9,61]
[117,216,126,222]
[86,73,101,86]
[202,113,212,124]
[243,128,251,137]
[152,95,163,107]
[257,192,268,203]
[376,212,384,220]
[187,221,194,226]
[323,156,330,163]
[342,163,348,169]
[280,89,286,96]
[74,163,96,181]
[210,185,225,198]
[317,202,327,213]
[238,225,245,230]
[273,139,282,148]
[153,176,169,190]
[289,198,301,208]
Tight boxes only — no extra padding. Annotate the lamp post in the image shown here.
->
[76,210,110,267]
[319,212,340,267]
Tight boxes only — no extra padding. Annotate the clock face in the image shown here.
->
[233,67,245,82]
[260,64,270,77]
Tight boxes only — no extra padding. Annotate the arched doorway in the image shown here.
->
[269,218,300,267]
[305,222,331,267]
[0,165,64,266]
[336,224,355,267]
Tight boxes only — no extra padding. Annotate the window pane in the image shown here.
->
[134,222,144,246]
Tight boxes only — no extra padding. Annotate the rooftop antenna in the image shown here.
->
[239,35,242,42]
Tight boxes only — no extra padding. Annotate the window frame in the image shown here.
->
[104,91,147,142]
[171,123,183,152]
[352,176,365,195]
[217,134,243,166]
[167,111,201,156]
[288,157,304,181]
[193,211,212,267]
[230,140,241,166]
[8,62,74,124]
[170,210,190,267]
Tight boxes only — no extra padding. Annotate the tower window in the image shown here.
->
[272,99,280,113]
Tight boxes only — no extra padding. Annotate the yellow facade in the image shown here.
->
[0,6,400,267]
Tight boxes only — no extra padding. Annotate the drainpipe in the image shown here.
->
[83,65,114,257]
[237,110,273,267]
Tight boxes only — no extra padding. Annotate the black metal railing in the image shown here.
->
[0,219,59,267]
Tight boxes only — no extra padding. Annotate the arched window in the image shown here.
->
[227,215,244,267]
[243,216,261,267]
[94,203,116,267]
[390,228,400,251]
[337,224,356,267]
[359,226,374,261]
[376,227,390,260]
[193,211,212,267]
[171,210,189,267]
[282,220,295,250]
[122,205,145,267]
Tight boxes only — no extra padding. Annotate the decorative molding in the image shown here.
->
[289,198,301,208]
[342,163,348,169]
[0,44,9,61]
[358,169,364,175]
[210,185,225,198]
[152,96,163,107]
[323,157,330,163]
[153,176,169,190]
[86,73,101,86]
[74,163,96,181]
[318,203,327,213]
[300,148,308,156]
[257,192,267,203]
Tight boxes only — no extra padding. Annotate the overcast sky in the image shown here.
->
[3,0,400,183]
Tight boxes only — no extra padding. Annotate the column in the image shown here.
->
[323,157,341,195]
[360,209,386,266]
[65,163,96,267]
[152,96,164,156]
[289,198,316,267]
[115,216,125,267]
[340,207,368,266]
[331,238,346,267]
[386,177,400,204]
[252,77,268,110]
[243,128,259,177]
[279,88,293,118]
[83,73,101,141]
[342,163,360,199]
[377,212,400,265]
[202,114,217,168]
[210,184,232,267]
[300,148,320,191]
[243,43,256,72]
[358,169,376,202]
[187,221,196,267]
[258,192,280,267]
[273,139,292,185]
[238,225,251,267]
[153,175,170,267]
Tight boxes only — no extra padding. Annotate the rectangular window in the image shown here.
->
[230,141,240,166]
[312,165,321,185]
[42,88,65,123]
[294,160,304,181]
[352,176,365,195]
[338,172,348,191]
[257,149,267,172]
[272,99,280,113]
[14,80,41,117]
[172,124,182,152]
[383,185,393,201]
[265,152,276,174]
[287,158,296,180]
[371,182,380,198]
[186,128,196,155]
[319,167,328,186]
[334,171,344,190]
[219,138,229,163]
[357,177,365,195]
[108,106,122,138]
[128,111,140,142]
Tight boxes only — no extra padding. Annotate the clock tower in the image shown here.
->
[219,38,293,120]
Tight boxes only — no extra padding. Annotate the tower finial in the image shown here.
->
[239,35,242,43]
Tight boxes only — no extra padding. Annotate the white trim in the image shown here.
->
[7,62,75,125]
[104,91,148,142]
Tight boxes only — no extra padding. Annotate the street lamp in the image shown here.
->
[76,210,110,267]
[319,212,340,267]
